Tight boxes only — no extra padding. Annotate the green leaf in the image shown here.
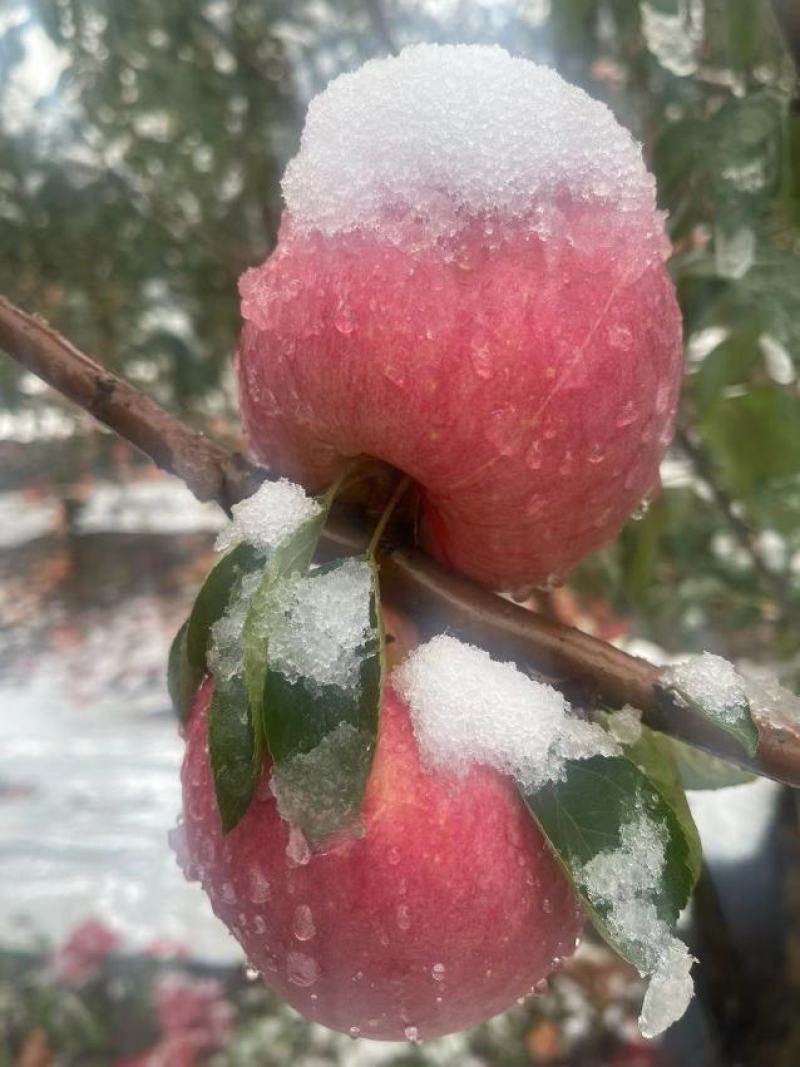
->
[700,388,800,498]
[621,728,702,885]
[186,542,264,671]
[208,511,329,834]
[167,619,203,724]
[209,677,259,834]
[241,508,329,742]
[661,737,756,790]
[263,555,384,846]
[525,755,697,972]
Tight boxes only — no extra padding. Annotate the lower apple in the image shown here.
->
[175,678,583,1040]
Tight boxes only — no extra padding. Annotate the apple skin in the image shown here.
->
[237,206,683,591]
[176,677,583,1040]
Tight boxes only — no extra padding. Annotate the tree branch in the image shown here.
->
[2,295,799,787]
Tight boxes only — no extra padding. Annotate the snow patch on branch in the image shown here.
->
[393,633,617,791]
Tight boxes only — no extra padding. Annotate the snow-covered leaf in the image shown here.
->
[263,555,384,846]
[526,755,695,973]
[187,543,264,670]
[208,500,330,834]
[659,652,759,757]
[166,542,262,723]
[241,508,329,741]
[209,676,259,834]
[621,730,703,884]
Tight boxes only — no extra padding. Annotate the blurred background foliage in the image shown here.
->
[2,0,800,675]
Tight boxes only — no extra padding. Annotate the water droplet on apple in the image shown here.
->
[538,572,564,591]
[485,405,521,457]
[632,492,653,521]
[616,400,638,427]
[396,905,411,931]
[287,950,318,987]
[404,1026,420,1043]
[655,382,671,414]
[558,450,573,476]
[542,897,552,913]
[333,301,355,335]
[310,992,318,1002]
[383,361,406,387]
[531,978,550,996]
[470,343,494,380]
[588,443,606,464]
[349,1026,361,1039]
[244,964,259,981]
[253,916,266,935]
[431,963,446,982]
[525,440,543,470]
[608,324,633,350]
[247,868,271,904]
[388,847,401,865]
[286,826,311,867]
[293,904,316,941]
[220,881,235,903]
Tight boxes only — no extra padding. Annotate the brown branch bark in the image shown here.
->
[2,295,799,787]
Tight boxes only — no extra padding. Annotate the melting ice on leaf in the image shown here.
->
[167,477,335,831]
[168,542,264,723]
[259,556,384,846]
[525,755,699,1038]
[660,651,758,757]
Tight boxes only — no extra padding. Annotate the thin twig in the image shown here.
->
[2,295,799,786]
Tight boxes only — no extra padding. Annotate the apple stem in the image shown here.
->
[366,473,413,559]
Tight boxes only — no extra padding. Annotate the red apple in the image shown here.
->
[237,47,683,590]
[176,678,583,1040]
[237,199,682,591]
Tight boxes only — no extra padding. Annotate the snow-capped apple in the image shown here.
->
[236,43,683,590]
[175,678,584,1041]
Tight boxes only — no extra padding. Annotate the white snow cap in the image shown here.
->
[215,478,321,555]
[283,43,659,239]
[576,804,694,1038]
[393,634,617,791]
[664,652,748,724]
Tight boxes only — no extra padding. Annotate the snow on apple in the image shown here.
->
[394,633,618,790]
[214,476,321,555]
[237,43,684,590]
[575,804,694,1038]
